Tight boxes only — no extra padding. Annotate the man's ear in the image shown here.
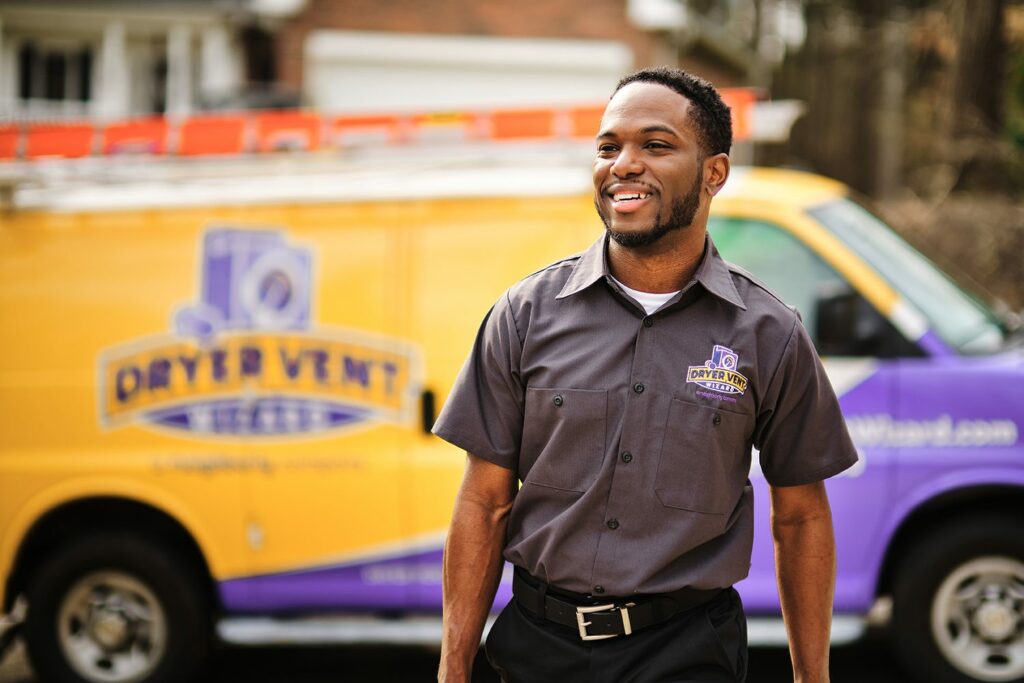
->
[705,153,730,197]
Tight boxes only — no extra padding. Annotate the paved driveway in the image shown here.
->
[0,633,908,683]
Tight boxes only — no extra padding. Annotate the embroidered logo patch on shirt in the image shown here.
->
[686,345,748,396]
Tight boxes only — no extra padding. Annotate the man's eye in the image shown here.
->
[646,141,670,149]
[597,144,618,154]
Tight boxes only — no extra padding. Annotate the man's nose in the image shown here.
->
[611,146,643,178]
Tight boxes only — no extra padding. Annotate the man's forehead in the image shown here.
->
[600,81,694,136]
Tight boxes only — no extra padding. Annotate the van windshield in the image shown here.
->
[808,198,1004,354]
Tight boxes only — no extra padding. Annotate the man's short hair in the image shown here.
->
[613,67,733,157]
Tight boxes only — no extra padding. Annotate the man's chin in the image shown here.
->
[606,224,672,248]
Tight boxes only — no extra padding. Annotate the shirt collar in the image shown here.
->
[555,232,747,310]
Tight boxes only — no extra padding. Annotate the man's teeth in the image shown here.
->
[613,192,650,201]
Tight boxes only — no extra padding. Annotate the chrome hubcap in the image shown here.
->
[932,556,1024,682]
[974,600,1017,642]
[89,609,130,650]
[57,571,167,683]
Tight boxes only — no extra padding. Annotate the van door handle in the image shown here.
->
[421,389,436,434]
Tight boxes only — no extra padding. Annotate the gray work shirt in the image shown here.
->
[433,233,858,597]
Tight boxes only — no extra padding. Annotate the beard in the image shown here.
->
[598,166,703,249]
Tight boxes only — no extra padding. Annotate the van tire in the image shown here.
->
[891,514,1024,683]
[23,532,210,683]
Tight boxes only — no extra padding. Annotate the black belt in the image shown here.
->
[512,568,723,641]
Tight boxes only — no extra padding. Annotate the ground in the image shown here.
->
[0,632,909,682]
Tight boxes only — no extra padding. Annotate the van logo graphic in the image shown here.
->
[686,345,748,396]
[98,228,420,438]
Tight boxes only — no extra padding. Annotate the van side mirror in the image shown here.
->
[815,286,886,356]
[814,286,925,358]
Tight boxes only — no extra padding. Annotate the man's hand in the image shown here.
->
[770,480,836,683]
[438,453,517,683]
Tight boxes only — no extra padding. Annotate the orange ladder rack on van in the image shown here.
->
[0,89,759,161]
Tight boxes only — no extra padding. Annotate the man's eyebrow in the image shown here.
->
[638,125,680,137]
[596,124,680,140]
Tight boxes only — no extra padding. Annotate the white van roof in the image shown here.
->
[4,143,597,213]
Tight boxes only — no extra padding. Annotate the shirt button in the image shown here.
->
[643,317,654,328]
[553,394,564,407]
[713,414,722,426]
[594,585,605,595]
[607,518,619,530]
[633,383,645,394]
[621,451,633,463]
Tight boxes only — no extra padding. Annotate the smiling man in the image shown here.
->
[433,67,858,683]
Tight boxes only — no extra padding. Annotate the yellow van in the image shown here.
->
[0,146,604,682]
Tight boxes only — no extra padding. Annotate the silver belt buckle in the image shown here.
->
[575,603,634,641]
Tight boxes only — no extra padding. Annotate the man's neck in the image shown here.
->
[607,228,707,294]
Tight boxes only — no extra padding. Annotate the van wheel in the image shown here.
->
[23,532,209,683]
[891,515,1024,683]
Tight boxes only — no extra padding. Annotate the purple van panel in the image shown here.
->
[219,547,513,614]
[916,329,954,358]
[862,354,1021,603]
[732,363,900,614]
[220,547,441,613]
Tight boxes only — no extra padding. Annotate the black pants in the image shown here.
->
[485,587,748,683]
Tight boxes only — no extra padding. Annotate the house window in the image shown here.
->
[45,53,66,100]
[17,41,93,102]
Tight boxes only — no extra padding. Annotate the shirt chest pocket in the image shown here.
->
[519,387,608,492]
[655,397,754,515]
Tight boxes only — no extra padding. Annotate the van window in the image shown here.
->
[709,216,922,358]
[709,217,845,340]
[808,199,1004,354]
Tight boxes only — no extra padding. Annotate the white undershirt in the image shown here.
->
[610,276,681,315]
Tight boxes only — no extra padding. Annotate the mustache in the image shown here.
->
[602,182,658,195]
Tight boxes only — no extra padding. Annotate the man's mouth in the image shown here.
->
[609,191,653,214]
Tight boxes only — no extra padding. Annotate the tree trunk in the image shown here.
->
[949,0,1006,137]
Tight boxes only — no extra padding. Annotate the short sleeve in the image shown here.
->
[753,317,859,486]
[431,291,524,470]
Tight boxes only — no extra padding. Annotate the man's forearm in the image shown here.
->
[439,487,511,682]
[771,486,836,683]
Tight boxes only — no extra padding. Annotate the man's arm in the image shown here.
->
[770,480,836,683]
[438,453,517,683]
